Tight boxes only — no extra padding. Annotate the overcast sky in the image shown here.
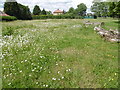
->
[0,0,94,13]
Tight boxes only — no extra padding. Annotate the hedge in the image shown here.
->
[32,15,83,19]
[0,16,17,21]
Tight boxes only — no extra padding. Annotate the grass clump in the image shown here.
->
[2,26,14,36]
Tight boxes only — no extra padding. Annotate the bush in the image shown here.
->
[1,16,17,21]
[32,15,82,19]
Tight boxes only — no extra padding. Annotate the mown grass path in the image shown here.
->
[2,18,118,88]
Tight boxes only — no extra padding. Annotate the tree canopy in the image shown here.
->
[91,0,120,18]
[108,1,120,18]
[68,7,74,14]
[76,3,87,16]
[67,3,87,17]
[4,1,21,19]
[46,11,52,15]
[91,0,109,17]
[41,9,47,15]
[18,4,32,20]
[33,5,41,15]
[4,0,32,20]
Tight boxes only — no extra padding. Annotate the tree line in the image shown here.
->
[67,3,87,17]
[33,3,87,17]
[4,0,87,20]
[33,5,52,15]
[4,0,51,20]
[67,0,120,18]
[3,0,120,20]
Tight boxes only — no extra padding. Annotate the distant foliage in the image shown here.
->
[46,11,52,15]
[67,3,87,16]
[32,15,82,19]
[33,5,41,15]
[41,9,47,15]
[68,7,75,14]
[4,0,32,20]
[76,3,87,16]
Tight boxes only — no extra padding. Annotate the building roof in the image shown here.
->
[53,9,63,13]
[0,10,9,16]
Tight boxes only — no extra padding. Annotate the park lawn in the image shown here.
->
[2,18,118,88]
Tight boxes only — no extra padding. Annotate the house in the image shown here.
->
[0,10,9,16]
[53,9,63,15]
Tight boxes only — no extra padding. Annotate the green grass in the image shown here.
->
[0,22,2,90]
[2,18,119,88]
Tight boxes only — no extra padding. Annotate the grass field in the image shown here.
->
[1,18,119,88]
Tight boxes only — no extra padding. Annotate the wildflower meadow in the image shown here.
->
[2,18,119,88]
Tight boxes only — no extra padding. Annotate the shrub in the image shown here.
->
[1,16,17,21]
[32,15,82,19]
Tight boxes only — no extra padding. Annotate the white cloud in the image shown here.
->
[0,0,94,13]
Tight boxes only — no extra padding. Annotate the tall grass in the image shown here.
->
[2,18,118,88]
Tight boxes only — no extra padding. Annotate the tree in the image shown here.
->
[46,11,52,15]
[4,0,21,19]
[68,7,74,14]
[91,0,102,16]
[108,1,120,18]
[67,3,87,16]
[63,10,66,14]
[18,4,32,20]
[91,0,119,18]
[4,0,32,20]
[91,0,109,17]
[33,5,41,15]
[100,2,109,17]
[75,3,87,16]
[114,1,120,18]
[108,2,116,17]
[41,9,47,15]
